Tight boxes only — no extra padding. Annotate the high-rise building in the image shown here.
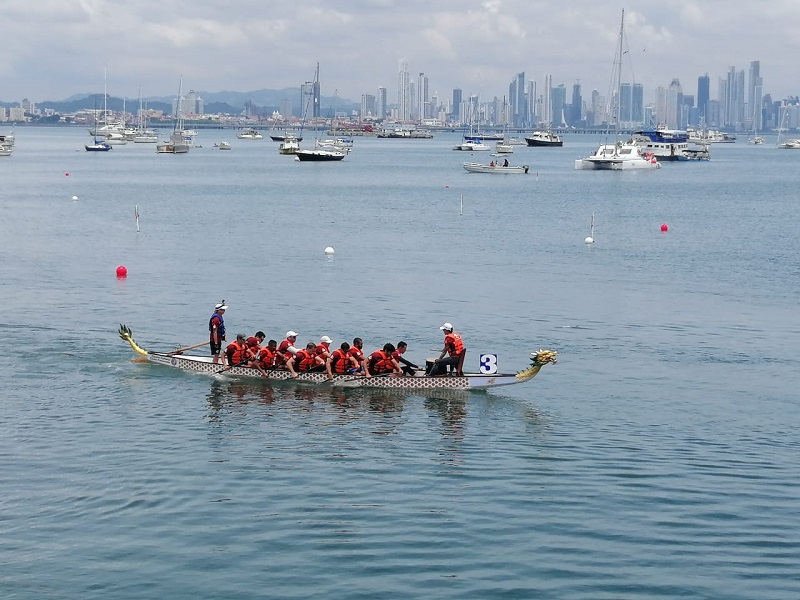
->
[280,98,292,119]
[697,74,710,125]
[377,87,387,119]
[452,88,462,123]
[748,60,762,131]
[361,94,376,118]
[417,72,429,120]
[632,83,644,125]
[551,84,566,126]
[666,78,683,128]
[542,75,552,126]
[527,81,536,124]
[619,83,633,124]
[508,72,526,127]
[397,60,411,121]
[724,66,745,129]
[570,82,582,126]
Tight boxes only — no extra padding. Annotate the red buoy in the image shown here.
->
[116,265,128,278]
[65,172,70,176]
[660,223,669,232]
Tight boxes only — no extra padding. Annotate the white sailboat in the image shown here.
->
[157,78,191,154]
[575,10,660,171]
[776,105,800,149]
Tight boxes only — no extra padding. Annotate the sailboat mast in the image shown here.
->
[615,9,624,139]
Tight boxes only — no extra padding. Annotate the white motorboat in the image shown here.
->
[278,136,300,155]
[237,128,263,140]
[453,139,491,151]
[495,141,514,154]
[0,144,12,157]
[214,141,232,150]
[463,161,529,174]
[525,131,563,147]
[575,142,660,170]
[778,139,800,149]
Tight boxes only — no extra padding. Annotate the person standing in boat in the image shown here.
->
[392,341,419,375]
[428,323,466,376]
[209,302,228,364]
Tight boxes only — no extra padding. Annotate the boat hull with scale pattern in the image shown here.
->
[119,325,556,391]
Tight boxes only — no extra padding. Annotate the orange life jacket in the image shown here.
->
[258,347,277,368]
[444,332,465,357]
[368,350,394,374]
[330,348,351,374]
[226,340,247,365]
[295,349,320,372]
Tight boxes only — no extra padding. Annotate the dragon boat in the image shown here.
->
[119,325,557,391]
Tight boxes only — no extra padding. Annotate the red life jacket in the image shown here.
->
[295,349,319,372]
[226,340,247,365]
[275,339,294,366]
[258,347,276,368]
[330,348,350,374]
[444,332,465,357]
[368,350,393,374]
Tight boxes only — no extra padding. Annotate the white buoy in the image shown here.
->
[324,246,335,255]
[72,195,79,201]
[585,211,595,244]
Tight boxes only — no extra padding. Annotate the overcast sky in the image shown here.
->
[3,0,798,105]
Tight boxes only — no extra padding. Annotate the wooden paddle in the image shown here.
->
[169,341,209,354]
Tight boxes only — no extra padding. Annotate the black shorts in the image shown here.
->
[210,340,222,355]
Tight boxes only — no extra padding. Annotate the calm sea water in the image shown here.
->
[2,127,799,599]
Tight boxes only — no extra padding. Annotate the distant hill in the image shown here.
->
[12,88,359,118]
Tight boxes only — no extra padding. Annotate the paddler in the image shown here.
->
[225,333,247,366]
[276,331,300,377]
[367,343,402,376]
[392,341,419,376]
[209,301,228,364]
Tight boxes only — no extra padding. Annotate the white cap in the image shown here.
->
[215,303,228,311]
[320,336,333,344]
[286,331,298,338]
[440,322,453,331]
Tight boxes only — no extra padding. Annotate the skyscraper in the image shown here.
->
[551,84,566,126]
[748,60,762,131]
[397,60,410,121]
[570,82,582,126]
[619,83,633,124]
[452,88,462,123]
[632,83,644,125]
[417,72,429,120]
[697,74,710,125]
[666,78,683,128]
[377,87,387,120]
[509,72,526,127]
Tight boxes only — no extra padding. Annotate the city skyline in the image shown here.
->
[2,1,799,107]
